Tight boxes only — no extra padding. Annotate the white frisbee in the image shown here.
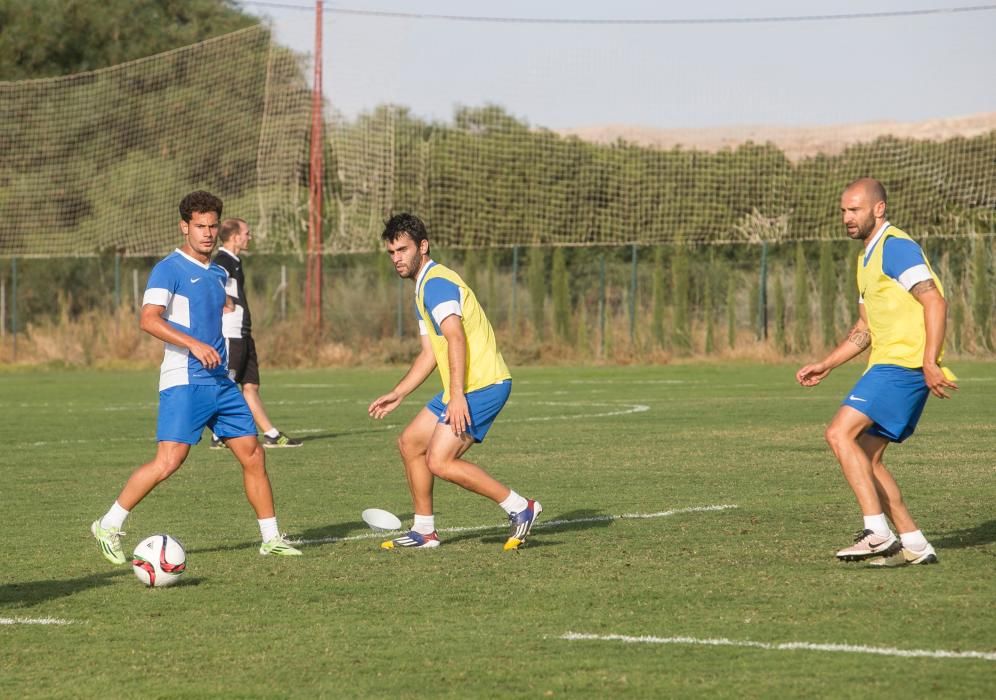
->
[361,508,402,532]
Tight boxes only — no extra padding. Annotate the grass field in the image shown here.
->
[2,362,994,698]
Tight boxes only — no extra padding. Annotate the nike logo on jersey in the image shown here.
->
[848,395,867,402]
[191,277,202,284]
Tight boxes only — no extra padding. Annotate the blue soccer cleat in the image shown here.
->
[503,499,542,551]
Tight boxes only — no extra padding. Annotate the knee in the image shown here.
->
[824,424,849,453]
[424,450,453,479]
[151,457,184,481]
[240,444,267,474]
[397,432,422,461]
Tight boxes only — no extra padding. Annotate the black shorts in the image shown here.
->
[225,336,260,385]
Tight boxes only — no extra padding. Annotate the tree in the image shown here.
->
[0,0,256,80]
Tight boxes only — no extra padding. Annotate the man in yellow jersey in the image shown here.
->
[368,213,541,550]
[796,178,956,566]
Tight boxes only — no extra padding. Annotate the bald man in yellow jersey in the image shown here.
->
[797,178,957,566]
[368,213,541,551]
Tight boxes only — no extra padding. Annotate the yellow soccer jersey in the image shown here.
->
[857,223,945,369]
[415,261,510,402]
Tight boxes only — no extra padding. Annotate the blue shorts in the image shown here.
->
[157,381,256,445]
[841,365,929,443]
[426,381,511,443]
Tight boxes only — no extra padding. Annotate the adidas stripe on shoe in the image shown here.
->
[381,530,441,549]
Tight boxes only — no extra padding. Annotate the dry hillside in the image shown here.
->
[555,112,996,161]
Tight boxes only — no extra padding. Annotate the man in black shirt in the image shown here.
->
[211,218,302,448]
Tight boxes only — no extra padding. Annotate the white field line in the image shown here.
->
[293,504,737,546]
[561,632,996,662]
[503,402,649,423]
[20,400,648,447]
[0,617,76,626]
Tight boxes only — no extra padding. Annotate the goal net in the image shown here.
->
[0,25,310,258]
[1,11,993,258]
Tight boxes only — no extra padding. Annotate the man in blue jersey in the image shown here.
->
[368,213,541,551]
[796,178,956,566]
[90,191,301,564]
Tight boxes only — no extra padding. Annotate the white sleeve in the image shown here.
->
[897,264,932,291]
[418,320,428,336]
[144,288,171,307]
[430,300,462,326]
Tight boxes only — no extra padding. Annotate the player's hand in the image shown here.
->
[443,393,471,438]
[923,363,958,399]
[796,362,830,387]
[368,392,402,419]
[190,341,221,369]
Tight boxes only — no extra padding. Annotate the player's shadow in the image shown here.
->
[0,569,130,609]
[931,519,996,550]
[449,508,613,547]
[186,540,262,555]
[296,520,370,544]
[293,428,394,444]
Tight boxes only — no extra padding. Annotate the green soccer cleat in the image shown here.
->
[259,534,303,556]
[90,520,127,565]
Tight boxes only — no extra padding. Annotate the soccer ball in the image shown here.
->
[132,534,186,588]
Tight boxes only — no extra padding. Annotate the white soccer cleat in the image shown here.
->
[836,529,901,561]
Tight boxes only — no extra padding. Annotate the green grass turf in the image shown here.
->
[1,362,994,698]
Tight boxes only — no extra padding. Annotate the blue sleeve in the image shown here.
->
[146,259,177,293]
[422,278,461,311]
[881,238,927,281]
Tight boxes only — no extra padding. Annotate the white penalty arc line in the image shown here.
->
[503,402,650,423]
[561,632,996,662]
[1,617,76,626]
[293,504,737,546]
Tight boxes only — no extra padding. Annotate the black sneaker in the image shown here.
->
[262,432,303,448]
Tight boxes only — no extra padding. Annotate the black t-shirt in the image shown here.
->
[214,247,252,337]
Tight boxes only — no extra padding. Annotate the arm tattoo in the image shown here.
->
[910,279,937,298]
[847,325,871,350]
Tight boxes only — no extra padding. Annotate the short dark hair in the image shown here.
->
[382,213,429,247]
[219,218,247,243]
[179,191,223,222]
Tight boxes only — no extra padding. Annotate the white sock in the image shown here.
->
[264,428,280,439]
[499,490,529,516]
[100,501,130,530]
[258,517,279,542]
[900,530,929,550]
[863,513,891,536]
[412,514,435,535]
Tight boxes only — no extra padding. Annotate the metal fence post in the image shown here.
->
[397,275,404,338]
[114,251,121,309]
[758,240,768,339]
[510,245,519,327]
[629,244,638,343]
[599,251,607,357]
[11,257,17,361]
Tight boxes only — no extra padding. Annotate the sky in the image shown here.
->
[241,0,996,129]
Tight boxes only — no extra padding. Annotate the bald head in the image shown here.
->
[844,178,887,208]
[840,178,887,243]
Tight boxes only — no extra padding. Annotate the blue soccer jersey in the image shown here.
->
[144,249,231,390]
